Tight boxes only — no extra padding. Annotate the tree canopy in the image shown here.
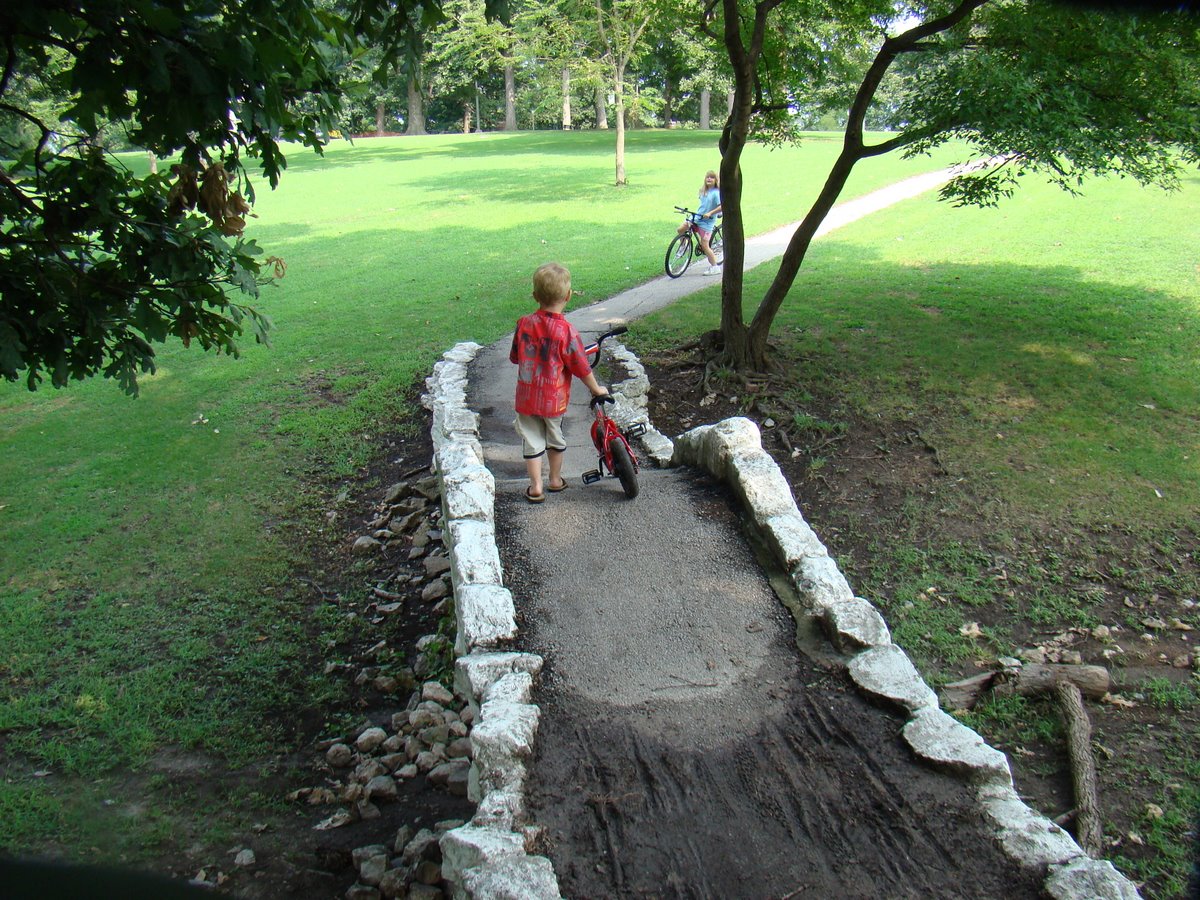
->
[0,0,507,394]
[711,0,1200,369]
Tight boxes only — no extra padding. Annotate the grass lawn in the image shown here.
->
[0,130,964,861]
[635,166,1200,897]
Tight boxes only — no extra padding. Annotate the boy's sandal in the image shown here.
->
[525,487,545,504]
[547,479,569,493]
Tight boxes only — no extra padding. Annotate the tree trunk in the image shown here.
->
[376,100,386,136]
[463,101,472,135]
[562,66,572,130]
[504,64,517,130]
[717,0,756,368]
[474,83,483,133]
[405,71,427,136]
[147,151,157,174]
[663,77,674,128]
[614,67,627,184]
[726,89,735,118]
[595,85,608,129]
[699,88,711,130]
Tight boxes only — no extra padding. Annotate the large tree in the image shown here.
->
[0,0,504,394]
[710,0,1200,370]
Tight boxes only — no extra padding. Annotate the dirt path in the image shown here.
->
[492,468,1042,898]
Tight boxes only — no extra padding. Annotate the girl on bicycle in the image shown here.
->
[676,169,723,275]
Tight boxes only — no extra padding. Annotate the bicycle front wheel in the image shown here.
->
[665,234,692,278]
[710,224,724,264]
[610,440,639,499]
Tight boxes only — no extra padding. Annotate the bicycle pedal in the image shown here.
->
[625,423,647,438]
[581,470,602,485]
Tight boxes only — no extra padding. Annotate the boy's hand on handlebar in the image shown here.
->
[589,391,613,409]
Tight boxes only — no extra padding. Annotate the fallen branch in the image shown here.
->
[942,663,1110,710]
[941,663,1107,857]
[994,663,1110,701]
[1055,678,1103,857]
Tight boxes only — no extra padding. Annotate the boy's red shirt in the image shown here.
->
[509,309,593,417]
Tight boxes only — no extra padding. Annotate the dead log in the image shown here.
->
[942,664,1110,711]
[941,672,998,710]
[1055,679,1104,857]
[941,662,1108,856]
[993,663,1110,701]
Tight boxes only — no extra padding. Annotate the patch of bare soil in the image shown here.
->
[641,345,1200,900]
[499,471,1043,900]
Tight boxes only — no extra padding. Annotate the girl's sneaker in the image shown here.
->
[703,265,722,276]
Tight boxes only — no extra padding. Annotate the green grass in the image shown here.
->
[640,169,1200,522]
[0,129,965,856]
[634,156,1200,897]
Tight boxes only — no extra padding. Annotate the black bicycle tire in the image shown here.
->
[665,233,692,278]
[610,440,639,499]
[710,224,724,264]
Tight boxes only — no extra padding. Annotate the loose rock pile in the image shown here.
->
[306,679,476,898]
[288,468,486,899]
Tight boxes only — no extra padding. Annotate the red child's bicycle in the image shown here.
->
[581,326,645,499]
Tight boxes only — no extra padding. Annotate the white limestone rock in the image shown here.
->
[454,584,518,655]
[978,783,1085,870]
[455,651,544,712]
[640,430,675,468]
[470,783,526,829]
[670,417,762,480]
[470,702,539,799]
[793,553,855,611]
[440,824,526,888]
[902,706,1012,786]
[442,465,496,523]
[824,597,892,652]
[847,645,938,712]
[446,519,503,587]
[761,512,829,570]
[435,439,486,477]
[482,671,533,707]
[1045,856,1142,900]
[433,405,481,441]
[728,449,798,524]
[459,855,562,900]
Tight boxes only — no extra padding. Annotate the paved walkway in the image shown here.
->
[463,169,1046,898]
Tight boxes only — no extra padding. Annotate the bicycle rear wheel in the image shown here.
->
[610,440,639,499]
[665,234,692,278]
[710,224,724,264]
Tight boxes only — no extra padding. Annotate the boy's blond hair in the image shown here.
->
[532,262,571,308]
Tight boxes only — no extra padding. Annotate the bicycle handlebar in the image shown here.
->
[585,326,628,366]
[675,205,720,224]
[589,394,615,409]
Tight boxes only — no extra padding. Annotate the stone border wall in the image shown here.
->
[422,341,1140,900]
[668,424,1140,900]
[421,343,562,900]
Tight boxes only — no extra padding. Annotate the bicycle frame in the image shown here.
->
[581,327,646,492]
[585,406,642,481]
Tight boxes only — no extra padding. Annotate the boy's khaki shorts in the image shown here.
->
[513,414,566,459]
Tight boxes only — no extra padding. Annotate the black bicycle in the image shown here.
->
[665,206,724,278]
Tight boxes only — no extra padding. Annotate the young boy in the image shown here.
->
[510,262,608,503]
